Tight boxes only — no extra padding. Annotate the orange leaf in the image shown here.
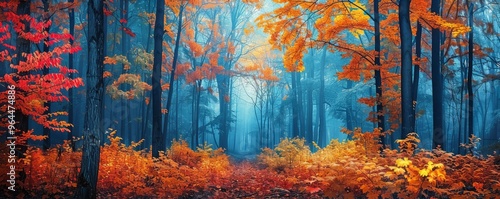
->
[305,186,321,194]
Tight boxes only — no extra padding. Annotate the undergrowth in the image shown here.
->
[0,129,498,198]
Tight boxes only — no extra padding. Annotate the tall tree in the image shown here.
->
[152,0,165,158]
[466,2,474,146]
[306,49,314,146]
[318,47,327,147]
[163,3,184,149]
[399,0,413,138]
[76,0,105,198]
[431,0,444,149]
[374,0,385,148]
[42,0,52,150]
[290,72,300,138]
[411,22,422,133]
[11,0,31,189]
[68,0,76,150]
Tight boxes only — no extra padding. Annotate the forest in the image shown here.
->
[0,0,499,198]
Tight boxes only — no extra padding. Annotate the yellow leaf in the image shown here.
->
[393,167,406,175]
[419,169,429,177]
[396,157,412,168]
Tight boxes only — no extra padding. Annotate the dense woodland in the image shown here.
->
[0,0,499,198]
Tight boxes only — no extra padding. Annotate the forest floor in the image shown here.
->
[178,160,325,199]
[1,132,499,198]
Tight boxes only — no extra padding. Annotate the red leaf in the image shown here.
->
[122,27,136,37]
[305,186,321,194]
[104,8,113,16]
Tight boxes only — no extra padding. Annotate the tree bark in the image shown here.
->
[291,72,300,138]
[297,73,305,138]
[163,4,184,149]
[120,0,131,144]
[152,0,166,158]
[68,0,75,151]
[216,74,230,149]
[431,0,444,149]
[374,0,385,148]
[13,0,30,188]
[467,2,474,148]
[318,48,327,147]
[411,22,422,134]
[76,0,104,198]
[346,80,354,140]
[399,0,413,138]
[306,50,314,147]
[42,0,52,150]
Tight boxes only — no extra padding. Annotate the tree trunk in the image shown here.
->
[163,4,184,149]
[152,0,166,158]
[399,0,413,138]
[120,0,131,144]
[76,0,104,198]
[13,0,30,188]
[216,74,230,149]
[68,0,75,151]
[306,50,315,146]
[457,37,465,154]
[42,0,52,150]
[431,0,444,149]
[467,2,474,149]
[297,73,305,138]
[192,80,202,148]
[346,80,354,140]
[374,0,385,148]
[291,72,300,138]
[411,22,422,133]
[318,48,327,147]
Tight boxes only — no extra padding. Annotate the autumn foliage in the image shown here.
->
[0,1,83,135]
[1,129,498,198]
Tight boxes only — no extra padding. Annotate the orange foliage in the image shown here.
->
[257,130,500,199]
[0,131,233,198]
[106,74,151,100]
[259,67,280,82]
[103,71,112,78]
[1,129,498,198]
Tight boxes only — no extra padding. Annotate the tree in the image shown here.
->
[163,2,185,150]
[466,2,474,147]
[373,0,386,148]
[399,0,413,138]
[76,0,105,198]
[14,0,31,162]
[411,22,422,137]
[318,47,327,147]
[68,0,76,150]
[152,0,166,158]
[431,0,444,149]
[0,0,82,148]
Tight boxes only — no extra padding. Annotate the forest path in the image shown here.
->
[227,151,258,163]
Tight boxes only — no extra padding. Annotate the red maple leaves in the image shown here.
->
[0,3,83,134]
